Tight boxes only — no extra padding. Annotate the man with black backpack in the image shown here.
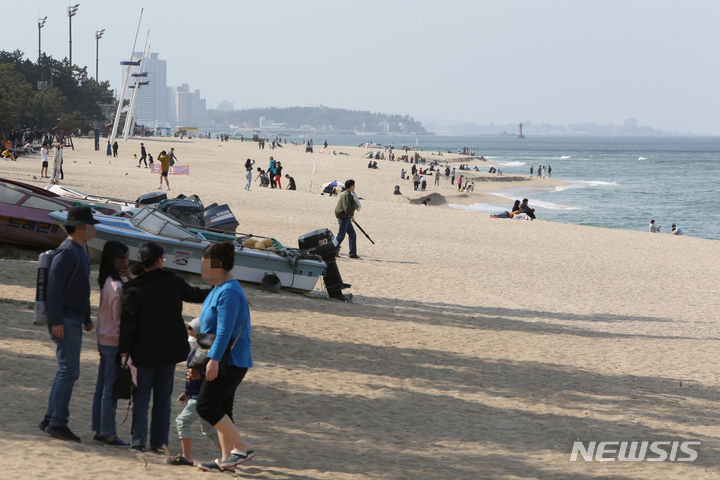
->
[39,206,99,443]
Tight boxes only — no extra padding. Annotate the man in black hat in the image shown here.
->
[40,206,100,443]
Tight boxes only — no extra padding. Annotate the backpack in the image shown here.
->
[34,245,80,326]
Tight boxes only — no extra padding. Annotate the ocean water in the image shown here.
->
[320,134,720,240]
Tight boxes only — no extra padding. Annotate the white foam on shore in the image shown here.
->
[449,203,505,213]
[561,155,572,159]
[488,191,579,210]
[575,180,618,186]
[495,161,527,166]
[638,157,648,160]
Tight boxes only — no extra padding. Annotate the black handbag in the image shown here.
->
[189,320,246,376]
[114,363,133,400]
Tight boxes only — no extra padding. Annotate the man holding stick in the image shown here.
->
[334,179,360,259]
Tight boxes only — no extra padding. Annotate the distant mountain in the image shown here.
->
[207,106,427,133]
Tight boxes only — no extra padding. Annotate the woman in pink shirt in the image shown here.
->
[91,241,132,447]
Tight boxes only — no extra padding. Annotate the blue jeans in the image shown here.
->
[131,363,176,449]
[336,218,357,256]
[91,344,119,436]
[45,316,84,428]
[245,170,253,189]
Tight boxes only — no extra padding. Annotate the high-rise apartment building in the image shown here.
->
[167,83,207,127]
[121,52,168,126]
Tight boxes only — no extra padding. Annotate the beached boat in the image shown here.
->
[48,206,327,293]
[45,185,140,213]
[0,178,73,248]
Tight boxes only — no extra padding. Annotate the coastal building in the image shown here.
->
[167,83,207,128]
[216,100,235,111]
[121,52,168,126]
[624,118,638,128]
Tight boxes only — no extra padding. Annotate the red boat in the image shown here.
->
[0,178,74,248]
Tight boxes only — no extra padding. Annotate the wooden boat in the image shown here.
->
[48,206,327,293]
[0,178,73,248]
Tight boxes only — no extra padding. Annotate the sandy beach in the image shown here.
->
[1,137,720,479]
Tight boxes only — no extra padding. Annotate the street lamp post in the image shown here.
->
[95,29,105,81]
[68,4,79,66]
[38,16,47,63]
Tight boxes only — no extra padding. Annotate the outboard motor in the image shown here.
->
[298,228,351,301]
[203,203,239,233]
[135,191,168,205]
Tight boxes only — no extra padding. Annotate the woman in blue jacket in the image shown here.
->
[196,242,255,473]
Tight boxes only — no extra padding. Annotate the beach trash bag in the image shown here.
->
[261,274,282,293]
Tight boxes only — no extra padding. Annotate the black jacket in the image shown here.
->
[120,269,209,368]
[519,203,536,219]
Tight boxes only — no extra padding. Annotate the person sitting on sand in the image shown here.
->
[393,185,402,195]
[285,174,296,190]
[421,199,429,206]
[672,224,683,235]
[649,220,661,233]
[519,198,536,220]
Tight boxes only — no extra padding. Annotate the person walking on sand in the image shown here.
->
[166,319,221,467]
[548,165,552,178]
[158,150,171,190]
[335,179,360,259]
[120,242,209,452]
[530,165,533,177]
[196,243,256,473]
[244,159,255,191]
[451,168,456,185]
[169,148,179,166]
[434,172,440,186]
[112,141,118,158]
[106,141,112,158]
[91,241,132,447]
[138,143,147,168]
[458,175,464,191]
[39,206,100,443]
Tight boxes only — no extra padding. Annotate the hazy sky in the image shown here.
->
[4,1,719,133]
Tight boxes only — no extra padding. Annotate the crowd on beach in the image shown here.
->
[40,206,255,473]
[530,165,552,178]
[246,156,296,191]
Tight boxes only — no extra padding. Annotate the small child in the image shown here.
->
[167,318,221,466]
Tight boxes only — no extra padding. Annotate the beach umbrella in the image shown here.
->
[318,180,346,195]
